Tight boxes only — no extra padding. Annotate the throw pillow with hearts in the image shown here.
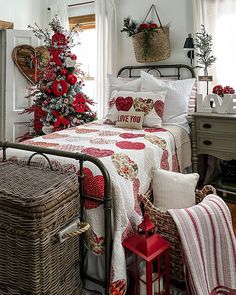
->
[104,90,167,128]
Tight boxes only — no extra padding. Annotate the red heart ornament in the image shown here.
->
[115,96,133,111]
[83,167,104,209]
[82,147,114,158]
[116,141,145,150]
[154,100,164,118]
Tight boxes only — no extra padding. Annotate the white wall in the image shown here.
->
[117,0,193,69]
[0,0,47,29]
[0,0,193,67]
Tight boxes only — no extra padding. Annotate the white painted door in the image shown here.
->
[5,30,39,142]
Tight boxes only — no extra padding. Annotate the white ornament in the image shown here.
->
[65,57,76,68]
[42,125,54,134]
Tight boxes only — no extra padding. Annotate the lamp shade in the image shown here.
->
[184,33,194,49]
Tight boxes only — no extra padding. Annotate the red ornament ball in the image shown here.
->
[67,74,77,85]
[60,69,67,76]
[71,54,77,60]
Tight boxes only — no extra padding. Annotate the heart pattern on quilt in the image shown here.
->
[115,96,133,111]
[42,133,70,139]
[133,178,142,216]
[81,147,114,158]
[161,149,169,170]
[75,128,98,133]
[56,144,84,152]
[111,153,138,181]
[12,45,50,85]
[143,128,167,133]
[119,133,145,139]
[154,100,165,119]
[133,98,154,115]
[116,141,145,150]
[144,135,167,150]
[83,168,104,209]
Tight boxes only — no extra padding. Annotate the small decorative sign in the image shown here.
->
[198,76,213,82]
[197,94,236,113]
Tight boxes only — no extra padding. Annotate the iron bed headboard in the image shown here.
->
[117,63,195,79]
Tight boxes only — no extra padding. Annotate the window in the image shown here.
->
[193,0,236,89]
[69,14,97,110]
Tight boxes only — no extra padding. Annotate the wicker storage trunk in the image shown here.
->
[0,162,82,295]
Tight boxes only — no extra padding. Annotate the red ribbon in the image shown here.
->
[52,111,69,128]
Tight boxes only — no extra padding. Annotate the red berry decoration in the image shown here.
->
[71,54,77,60]
[67,74,77,85]
[45,88,52,94]
[60,69,67,76]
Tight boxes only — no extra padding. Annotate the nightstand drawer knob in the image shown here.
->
[203,140,212,145]
[203,123,212,129]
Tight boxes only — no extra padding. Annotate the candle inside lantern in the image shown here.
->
[139,273,163,295]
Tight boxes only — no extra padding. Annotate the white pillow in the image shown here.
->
[153,168,199,211]
[104,90,167,128]
[141,71,196,128]
[107,74,141,98]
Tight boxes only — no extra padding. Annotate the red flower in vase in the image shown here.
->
[212,84,235,97]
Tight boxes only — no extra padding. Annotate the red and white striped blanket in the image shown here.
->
[168,194,236,295]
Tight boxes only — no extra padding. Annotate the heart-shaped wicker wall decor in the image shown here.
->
[12,45,50,85]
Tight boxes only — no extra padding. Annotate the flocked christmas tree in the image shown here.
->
[21,16,96,140]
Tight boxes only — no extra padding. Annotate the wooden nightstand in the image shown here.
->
[191,112,236,234]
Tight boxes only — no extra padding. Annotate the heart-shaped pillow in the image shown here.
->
[133,97,154,115]
[115,96,133,111]
[12,45,50,85]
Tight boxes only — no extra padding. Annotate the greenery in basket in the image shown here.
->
[194,24,216,76]
[121,17,159,60]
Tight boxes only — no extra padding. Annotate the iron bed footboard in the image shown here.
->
[0,141,112,295]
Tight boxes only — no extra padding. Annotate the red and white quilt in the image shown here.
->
[4,121,191,294]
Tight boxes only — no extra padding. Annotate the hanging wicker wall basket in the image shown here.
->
[132,26,170,63]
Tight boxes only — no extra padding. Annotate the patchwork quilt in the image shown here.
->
[2,121,191,294]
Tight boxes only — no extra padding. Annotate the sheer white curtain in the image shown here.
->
[49,2,69,31]
[192,0,236,89]
[95,0,117,118]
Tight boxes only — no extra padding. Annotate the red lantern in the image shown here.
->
[51,80,68,96]
[122,215,170,295]
[51,32,67,46]
[67,74,77,85]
